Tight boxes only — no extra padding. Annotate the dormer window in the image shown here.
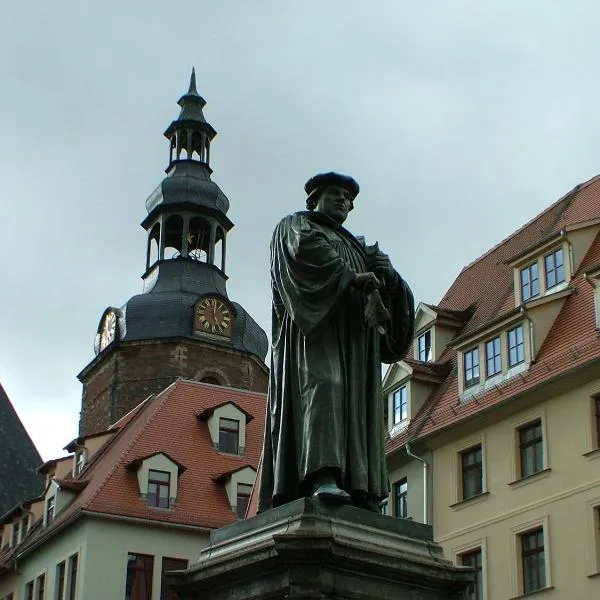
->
[520,262,540,302]
[74,450,86,476]
[126,452,185,510]
[508,325,525,367]
[236,483,252,519]
[464,347,480,388]
[20,515,28,541]
[544,247,565,290]
[198,401,252,456]
[11,522,18,548]
[45,496,55,525]
[147,470,171,508]
[417,330,432,362]
[485,336,502,377]
[219,418,240,454]
[392,386,408,425]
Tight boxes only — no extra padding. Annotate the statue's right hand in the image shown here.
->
[353,272,381,291]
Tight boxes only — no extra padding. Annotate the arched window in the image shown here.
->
[146,223,160,269]
[214,227,225,271]
[200,377,221,386]
[164,215,184,259]
[188,217,211,262]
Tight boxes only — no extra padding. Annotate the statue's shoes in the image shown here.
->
[312,483,351,502]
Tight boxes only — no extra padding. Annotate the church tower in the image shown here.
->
[78,71,269,436]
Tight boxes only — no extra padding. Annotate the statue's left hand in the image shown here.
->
[370,251,396,283]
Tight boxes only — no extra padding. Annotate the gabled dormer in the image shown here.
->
[197,400,254,456]
[382,360,450,438]
[213,465,256,519]
[507,218,600,305]
[64,429,117,477]
[412,303,472,362]
[453,287,574,401]
[126,451,186,510]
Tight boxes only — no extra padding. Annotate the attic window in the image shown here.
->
[464,347,480,388]
[74,450,86,476]
[485,336,502,377]
[544,248,565,290]
[508,325,525,367]
[418,330,432,362]
[520,262,540,302]
[219,418,240,454]
[392,386,408,425]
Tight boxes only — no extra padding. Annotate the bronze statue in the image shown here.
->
[258,172,414,512]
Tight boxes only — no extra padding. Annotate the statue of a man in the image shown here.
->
[258,172,414,512]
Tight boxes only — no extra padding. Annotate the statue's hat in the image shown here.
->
[304,172,360,198]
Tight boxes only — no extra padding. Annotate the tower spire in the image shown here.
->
[188,67,199,96]
[163,70,216,168]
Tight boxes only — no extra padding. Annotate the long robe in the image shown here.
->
[258,210,414,511]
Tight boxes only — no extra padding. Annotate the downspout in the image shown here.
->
[405,441,429,525]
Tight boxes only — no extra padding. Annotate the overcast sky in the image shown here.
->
[2,1,600,460]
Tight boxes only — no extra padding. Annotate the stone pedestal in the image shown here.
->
[169,498,472,599]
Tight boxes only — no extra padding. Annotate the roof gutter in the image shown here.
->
[405,442,429,525]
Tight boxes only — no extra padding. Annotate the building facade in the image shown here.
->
[0,379,266,600]
[384,176,600,599]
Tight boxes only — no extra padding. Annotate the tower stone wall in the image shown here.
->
[79,339,268,435]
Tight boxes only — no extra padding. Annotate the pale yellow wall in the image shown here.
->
[0,517,209,600]
[430,378,600,599]
[569,225,599,274]
[84,432,115,458]
[433,325,456,361]
[136,453,180,500]
[207,403,247,451]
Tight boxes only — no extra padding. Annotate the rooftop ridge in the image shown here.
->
[450,174,600,284]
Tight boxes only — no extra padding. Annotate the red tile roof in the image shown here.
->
[387,174,600,455]
[11,379,266,557]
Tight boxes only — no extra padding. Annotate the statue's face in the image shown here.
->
[315,185,353,224]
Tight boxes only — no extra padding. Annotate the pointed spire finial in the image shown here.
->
[188,67,198,95]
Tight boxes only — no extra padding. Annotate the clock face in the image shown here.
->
[196,297,232,336]
[99,310,117,351]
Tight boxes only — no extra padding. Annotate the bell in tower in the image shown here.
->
[78,71,268,436]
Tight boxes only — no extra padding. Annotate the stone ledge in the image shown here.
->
[169,497,473,600]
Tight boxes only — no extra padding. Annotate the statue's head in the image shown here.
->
[304,172,360,225]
